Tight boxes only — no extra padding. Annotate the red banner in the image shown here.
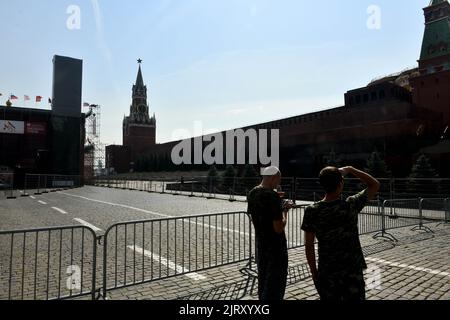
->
[25,122,47,135]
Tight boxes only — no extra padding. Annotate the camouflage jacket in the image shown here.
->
[301,190,368,275]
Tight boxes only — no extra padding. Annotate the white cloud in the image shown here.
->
[91,0,113,67]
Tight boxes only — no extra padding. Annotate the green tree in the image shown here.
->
[221,165,236,191]
[365,151,391,178]
[242,164,258,178]
[409,154,438,179]
[208,165,219,179]
[241,164,259,192]
[408,154,439,197]
[207,165,220,192]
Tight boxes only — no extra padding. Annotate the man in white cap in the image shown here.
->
[247,166,293,301]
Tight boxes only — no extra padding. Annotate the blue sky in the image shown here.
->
[0,0,429,144]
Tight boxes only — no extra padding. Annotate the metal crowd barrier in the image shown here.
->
[94,177,294,202]
[413,198,448,232]
[100,211,253,299]
[0,226,97,300]
[294,178,450,201]
[357,199,383,235]
[285,205,306,249]
[372,198,448,242]
[93,177,450,202]
[22,174,81,196]
[1,196,448,300]
[95,178,166,194]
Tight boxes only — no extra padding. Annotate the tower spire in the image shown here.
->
[123,59,157,156]
[136,59,144,87]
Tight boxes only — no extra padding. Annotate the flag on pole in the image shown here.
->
[36,96,42,103]
[83,102,90,107]
[10,95,18,100]
[24,95,30,101]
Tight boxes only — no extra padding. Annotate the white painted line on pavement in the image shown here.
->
[60,191,251,237]
[366,257,450,278]
[52,207,68,215]
[38,200,47,205]
[30,196,36,199]
[73,218,103,232]
[58,192,169,217]
[127,245,207,281]
[57,191,274,242]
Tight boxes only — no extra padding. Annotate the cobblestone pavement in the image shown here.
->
[104,224,450,301]
[0,186,249,231]
[1,186,448,300]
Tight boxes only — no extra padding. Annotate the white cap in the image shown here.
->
[261,166,281,176]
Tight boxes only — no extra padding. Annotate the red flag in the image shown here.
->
[10,95,18,100]
[36,96,42,103]
[24,95,30,101]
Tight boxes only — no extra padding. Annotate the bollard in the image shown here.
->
[42,175,48,193]
[21,174,29,197]
[6,174,16,199]
[35,175,42,195]
[189,181,194,197]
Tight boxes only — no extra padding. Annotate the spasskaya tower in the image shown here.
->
[123,59,156,159]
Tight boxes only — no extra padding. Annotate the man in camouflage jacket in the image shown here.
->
[301,166,380,301]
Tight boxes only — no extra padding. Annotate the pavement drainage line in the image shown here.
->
[37,200,47,205]
[73,218,103,233]
[127,245,207,281]
[365,257,450,278]
[51,207,68,215]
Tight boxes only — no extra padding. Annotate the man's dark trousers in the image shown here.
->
[256,249,288,301]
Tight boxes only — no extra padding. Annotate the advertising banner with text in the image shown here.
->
[0,120,25,135]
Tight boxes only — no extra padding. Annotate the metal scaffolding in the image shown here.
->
[84,104,105,176]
